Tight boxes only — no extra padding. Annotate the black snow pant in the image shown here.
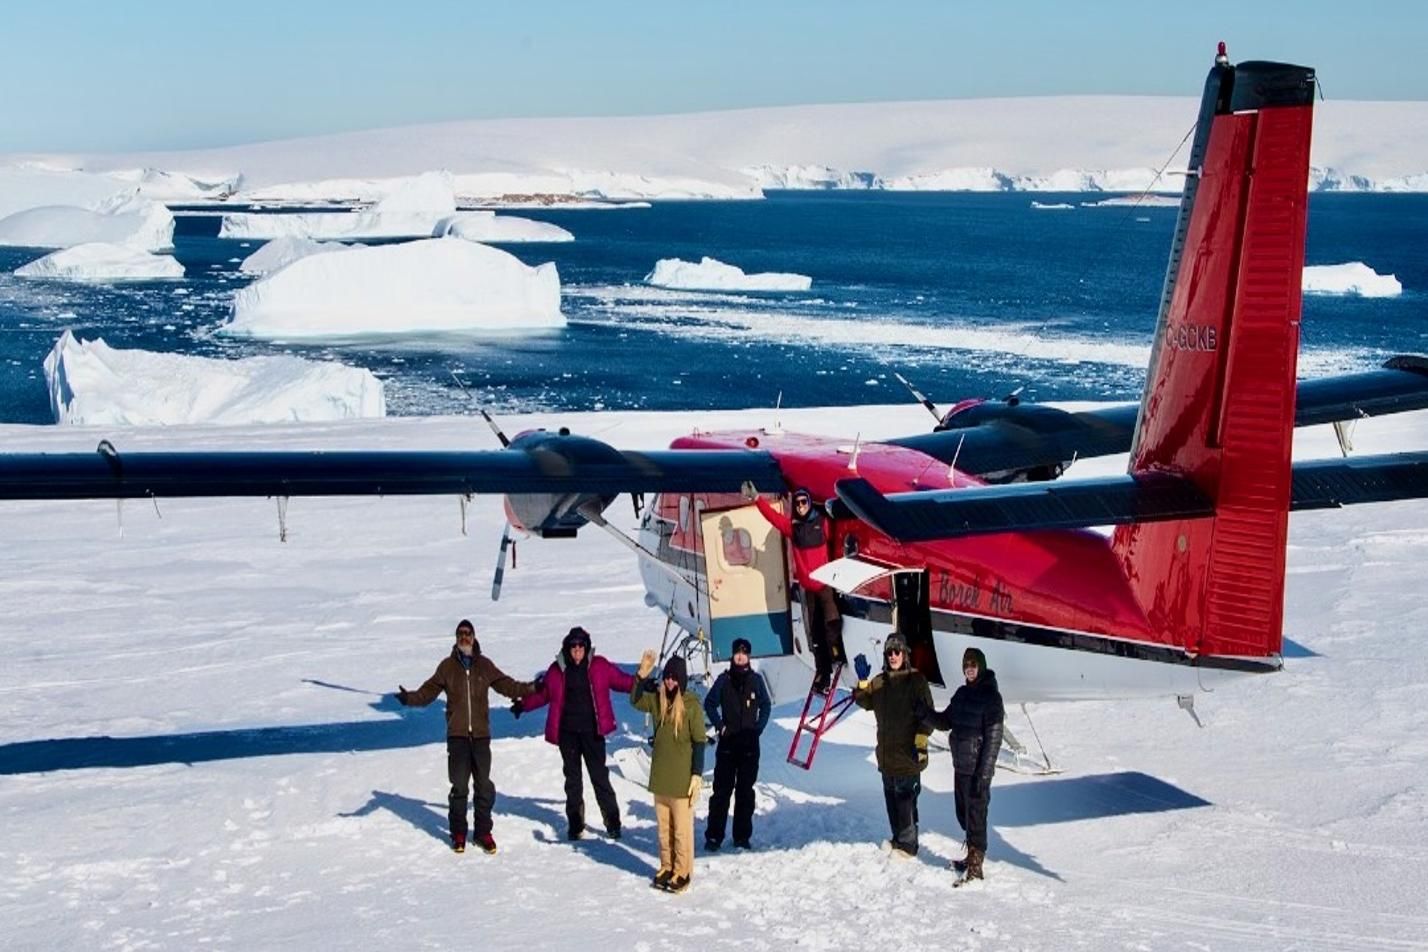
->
[447,735,494,839]
[804,586,845,683]
[559,729,622,834]
[705,732,760,846]
[954,771,991,852]
[881,772,921,856]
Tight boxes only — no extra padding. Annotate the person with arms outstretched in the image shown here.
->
[396,619,534,854]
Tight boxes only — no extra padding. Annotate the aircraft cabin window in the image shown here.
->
[721,526,754,567]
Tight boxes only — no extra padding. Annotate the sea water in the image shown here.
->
[0,192,1424,425]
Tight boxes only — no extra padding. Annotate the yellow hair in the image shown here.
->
[656,685,686,739]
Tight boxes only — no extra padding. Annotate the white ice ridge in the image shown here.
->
[43,330,385,425]
[225,237,563,338]
[0,193,174,251]
[646,257,812,292]
[1302,262,1403,297]
[438,211,573,243]
[238,236,354,275]
[14,242,184,281]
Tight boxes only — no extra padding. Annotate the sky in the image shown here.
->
[1,0,1425,153]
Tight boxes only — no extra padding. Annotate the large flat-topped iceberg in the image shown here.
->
[225,237,563,337]
[0,195,174,251]
[1303,262,1403,297]
[43,330,386,425]
[646,256,812,292]
[14,242,184,281]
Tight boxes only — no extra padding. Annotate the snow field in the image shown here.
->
[0,404,1426,949]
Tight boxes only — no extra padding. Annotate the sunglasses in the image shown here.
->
[457,631,475,640]
[886,648,905,657]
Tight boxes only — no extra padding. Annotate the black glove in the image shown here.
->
[533,672,547,692]
[971,775,988,799]
[396,685,409,706]
[510,699,523,719]
[707,731,719,747]
[853,653,872,681]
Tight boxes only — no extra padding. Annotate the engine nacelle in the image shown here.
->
[501,428,621,537]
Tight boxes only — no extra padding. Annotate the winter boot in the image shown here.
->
[476,833,498,855]
[651,868,674,890]
[964,846,985,881]
[452,833,466,854]
[666,875,691,894]
[952,840,968,873]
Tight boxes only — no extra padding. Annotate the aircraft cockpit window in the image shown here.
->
[721,526,754,566]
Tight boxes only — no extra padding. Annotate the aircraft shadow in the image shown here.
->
[0,686,547,775]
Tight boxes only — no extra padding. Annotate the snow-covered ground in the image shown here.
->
[4,95,1427,208]
[1,403,1426,950]
[43,331,386,425]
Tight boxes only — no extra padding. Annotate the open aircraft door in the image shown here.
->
[699,504,794,660]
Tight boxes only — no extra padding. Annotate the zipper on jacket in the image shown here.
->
[465,667,473,735]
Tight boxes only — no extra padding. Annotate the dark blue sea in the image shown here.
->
[1,192,1425,425]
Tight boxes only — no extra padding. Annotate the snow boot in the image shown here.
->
[476,833,498,855]
[651,868,673,890]
[452,833,466,854]
[964,846,985,881]
[666,875,691,894]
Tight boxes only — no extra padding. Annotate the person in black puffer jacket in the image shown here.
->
[923,646,1004,881]
[702,637,771,851]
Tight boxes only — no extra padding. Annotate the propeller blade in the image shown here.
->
[491,525,513,601]
[893,371,943,425]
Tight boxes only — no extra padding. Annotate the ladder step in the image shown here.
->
[786,664,856,770]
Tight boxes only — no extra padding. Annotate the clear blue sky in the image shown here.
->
[2,0,1423,153]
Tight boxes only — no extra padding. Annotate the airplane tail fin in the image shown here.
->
[1112,55,1317,661]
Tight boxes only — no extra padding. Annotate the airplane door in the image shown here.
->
[700,505,793,659]
[894,570,943,686]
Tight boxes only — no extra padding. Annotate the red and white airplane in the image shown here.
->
[3,48,1427,744]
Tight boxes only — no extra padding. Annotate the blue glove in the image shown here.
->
[853,654,872,681]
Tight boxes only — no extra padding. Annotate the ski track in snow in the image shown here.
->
[2,405,1428,950]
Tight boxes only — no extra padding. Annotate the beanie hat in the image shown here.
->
[730,637,753,657]
[884,633,909,657]
[962,647,987,672]
[454,619,479,655]
[661,655,689,692]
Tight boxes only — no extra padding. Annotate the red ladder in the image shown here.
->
[786,664,856,770]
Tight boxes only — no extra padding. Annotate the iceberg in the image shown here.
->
[239,236,353,275]
[225,237,563,338]
[43,330,385,425]
[14,242,184,281]
[438,211,573,243]
[1302,262,1403,297]
[646,257,812,292]
[220,171,458,240]
[0,194,174,251]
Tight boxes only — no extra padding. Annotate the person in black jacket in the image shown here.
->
[923,646,1005,880]
[702,637,772,851]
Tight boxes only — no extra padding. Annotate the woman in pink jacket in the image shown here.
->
[515,626,636,840]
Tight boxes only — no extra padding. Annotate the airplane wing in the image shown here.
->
[834,450,1428,542]
[0,441,786,501]
[887,356,1428,478]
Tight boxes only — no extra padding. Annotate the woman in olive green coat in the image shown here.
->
[631,650,706,894]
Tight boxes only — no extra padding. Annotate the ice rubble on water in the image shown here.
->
[225,237,563,338]
[646,256,812,292]
[43,330,385,425]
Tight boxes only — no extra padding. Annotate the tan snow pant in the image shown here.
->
[654,793,694,879]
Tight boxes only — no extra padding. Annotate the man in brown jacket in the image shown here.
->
[397,618,534,854]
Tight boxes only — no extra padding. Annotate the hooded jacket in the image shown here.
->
[404,644,533,738]
[927,668,1005,783]
[518,644,636,744]
[853,665,933,777]
[754,496,830,592]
